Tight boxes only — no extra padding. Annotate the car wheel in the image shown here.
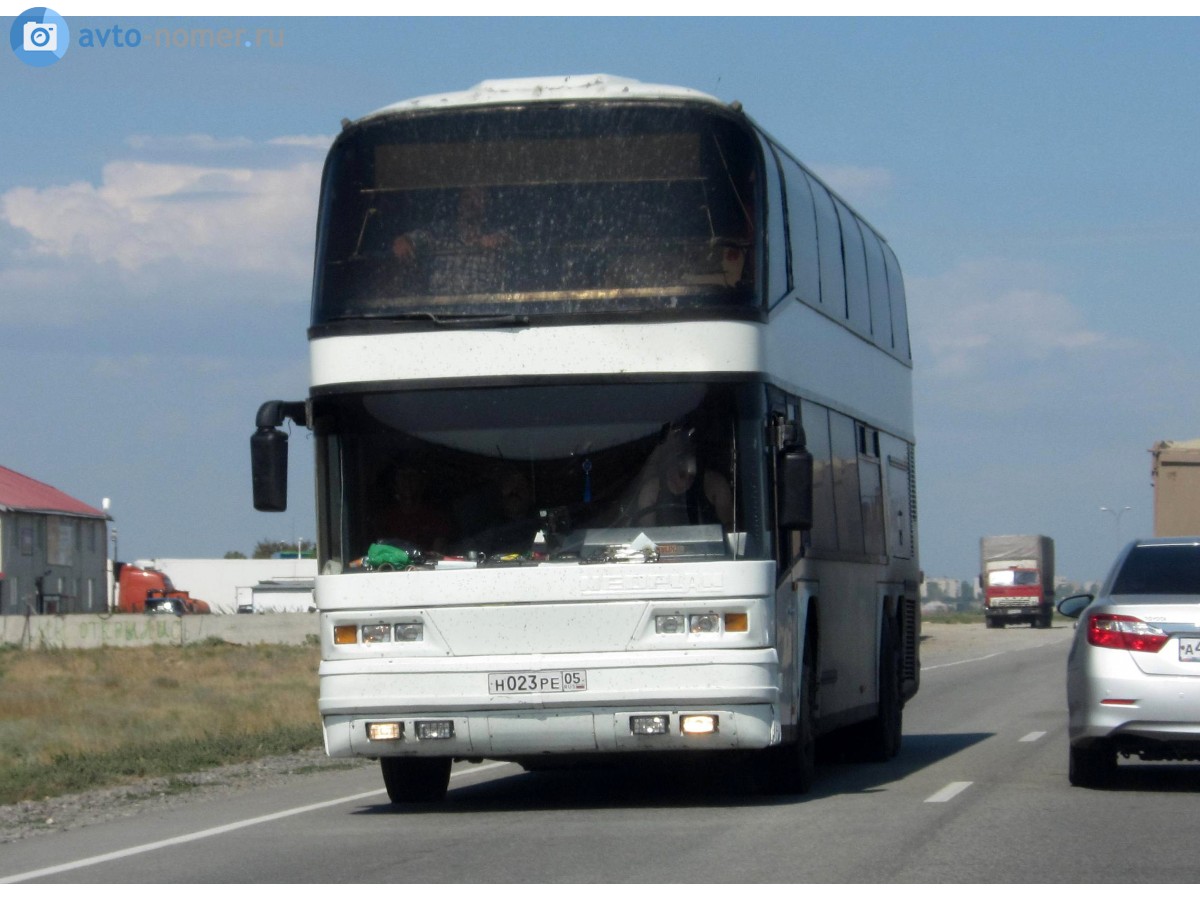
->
[380,756,452,803]
[1068,742,1116,788]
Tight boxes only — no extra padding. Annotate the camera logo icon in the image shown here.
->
[10,8,69,66]
[23,21,57,52]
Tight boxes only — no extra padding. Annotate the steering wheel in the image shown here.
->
[622,500,691,528]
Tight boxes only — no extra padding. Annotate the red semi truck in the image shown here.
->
[115,563,211,615]
[980,535,1055,629]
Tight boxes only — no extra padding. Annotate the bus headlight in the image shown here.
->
[655,614,686,634]
[362,624,391,643]
[395,623,424,642]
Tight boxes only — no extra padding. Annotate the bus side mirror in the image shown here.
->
[252,427,290,512]
[251,400,307,513]
[778,449,814,532]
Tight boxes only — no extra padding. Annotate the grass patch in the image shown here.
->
[921,610,989,624]
[922,609,1064,626]
[0,643,322,805]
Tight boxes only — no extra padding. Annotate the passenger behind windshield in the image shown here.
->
[391,186,514,294]
[622,426,732,529]
[372,464,452,554]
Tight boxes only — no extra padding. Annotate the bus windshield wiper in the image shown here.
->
[338,314,530,333]
[373,311,531,328]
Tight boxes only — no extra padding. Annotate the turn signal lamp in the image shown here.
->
[333,625,358,645]
[724,613,749,632]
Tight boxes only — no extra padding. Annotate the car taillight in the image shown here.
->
[1086,613,1169,653]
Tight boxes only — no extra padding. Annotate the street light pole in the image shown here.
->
[1100,505,1131,548]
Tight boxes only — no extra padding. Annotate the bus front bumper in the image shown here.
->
[319,648,781,758]
[323,704,780,758]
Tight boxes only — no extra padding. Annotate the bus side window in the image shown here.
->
[761,140,789,307]
[779,154,820,309]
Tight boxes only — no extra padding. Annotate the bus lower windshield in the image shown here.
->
[312,382,770,570]
[313,103,759,324]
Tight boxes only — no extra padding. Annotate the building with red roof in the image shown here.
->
[0,466,109,615]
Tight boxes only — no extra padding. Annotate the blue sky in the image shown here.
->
[3,14,1198,582]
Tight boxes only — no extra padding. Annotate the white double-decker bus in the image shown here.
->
[252,74,920,803]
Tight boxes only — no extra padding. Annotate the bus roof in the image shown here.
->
[358,74,724,123]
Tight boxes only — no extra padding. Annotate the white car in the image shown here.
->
[1058,537,1200,787]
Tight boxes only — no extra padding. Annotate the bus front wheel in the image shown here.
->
[758,627,816,795]
[380,756,452,804]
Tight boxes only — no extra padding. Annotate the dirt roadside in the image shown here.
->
[0,622,1072,845]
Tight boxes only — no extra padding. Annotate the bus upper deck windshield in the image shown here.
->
[312,102,760,324]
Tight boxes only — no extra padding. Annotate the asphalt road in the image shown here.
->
[4,622,1199,883]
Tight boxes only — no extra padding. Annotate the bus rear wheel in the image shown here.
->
[380,757,452,803]
[854,616,902,762]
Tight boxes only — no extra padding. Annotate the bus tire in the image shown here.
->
[380,756,452,803]
[857,616,902,762]
[758,626,816,795]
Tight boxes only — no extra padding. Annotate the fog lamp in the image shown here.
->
[362,624,391,643]
[655,615,685,634]
[630,715,670,735]
[367,722,404,741]
[415,720,454,740]
[681,714,718,735]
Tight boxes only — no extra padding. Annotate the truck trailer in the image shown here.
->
[980,535,1054,629]
[1151,439,1200,537]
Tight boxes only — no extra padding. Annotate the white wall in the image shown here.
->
[134,558,318,614]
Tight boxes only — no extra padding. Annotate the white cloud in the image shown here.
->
[909,258,1106,379]
[2,156,321,275]
[810,164,893,205]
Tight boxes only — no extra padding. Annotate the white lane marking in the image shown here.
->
[925,781,972,803]
[922,652,1005,671]
[0,761,512,884]
[1020,731,1047,742]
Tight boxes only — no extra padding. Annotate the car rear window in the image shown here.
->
[1111,544,1200,595]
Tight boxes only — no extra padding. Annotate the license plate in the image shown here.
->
[488,670,588,694]
[1179,639,1200,662]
